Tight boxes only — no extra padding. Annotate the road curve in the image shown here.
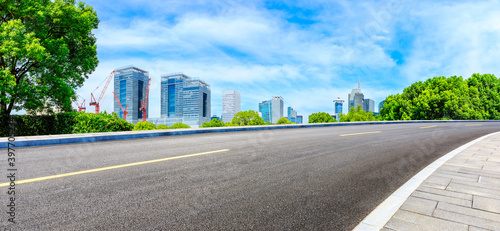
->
[1,122,500,230]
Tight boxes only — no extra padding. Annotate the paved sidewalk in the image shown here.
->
[382,133,500,231]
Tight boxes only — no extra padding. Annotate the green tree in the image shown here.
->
[0,0,99,115]
[231,110,265,126]
[170,122,191,129]
[308,112,335,123]
[340,105,377,122]
[380,74,500,120]
[201,118,225,127]
[224,122,239,127]
[277,117,292,124]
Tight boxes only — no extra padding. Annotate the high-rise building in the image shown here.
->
[363,99,375,112]
[379,100,385,113]
[333,97,344,114]
[348,79,364,112]
[287,106,297,123]
[270,96,284,124]
[155,73,210,127]
[296,115,303,124]
[259,100,271,123]
[113,65,149,124]
[259,96,284,123]
[222,90,241,123]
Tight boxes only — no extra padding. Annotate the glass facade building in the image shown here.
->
[287,106,297,123]
[113,65,149,124]
[363,99,375,112]
[158,73,211,127]
[296,115,303,124]
[379,100,385,113]
[259,100,271,123]
[222,90,241,123]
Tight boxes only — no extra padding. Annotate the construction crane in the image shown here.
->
[139,77,151,122]
[73,95,86,112]
[112,91,128,120]
[89,71,115,114]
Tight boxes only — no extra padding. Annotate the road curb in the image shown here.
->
[353,130,500,231]
[1,120,498,149]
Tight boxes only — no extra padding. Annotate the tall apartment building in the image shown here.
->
[259,96,284,124]
[222,90,241,123]
[363,99,375,112]
[270,96,284,124]
[348,80,364,112]
[113,65,149,124]
[287,106,297,123]
[155,73,210,127]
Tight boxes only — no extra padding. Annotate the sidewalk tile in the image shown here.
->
[448,181,500,196]
[434,205,500,230]
[385,210,467,231]
[416,186,472,200]
[412,191,471,207]
[400,196,437,216]
[437,202,500,221]
[473,195,500,214]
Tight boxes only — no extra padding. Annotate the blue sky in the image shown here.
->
[75,0,500,122]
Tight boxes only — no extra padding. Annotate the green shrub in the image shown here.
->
[72,111,134,133]
[308,112,335,123]
[133,121,157,131]
[156,124,169,129]
[224,122,239,127]
[170,122,191,129]
[201,118,225,127]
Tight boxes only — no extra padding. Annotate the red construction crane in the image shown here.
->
[89,71,115,114]
[139,77,151,122]
[73,95,86,112]
[112,91,128,120]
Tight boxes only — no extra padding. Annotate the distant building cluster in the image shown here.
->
[111,66,383,126]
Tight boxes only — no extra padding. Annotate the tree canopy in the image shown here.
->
[308,112,335,123]
[277,117,292,124]
[0,0,99,115]
[231,110,265,126]
[381,74,500,120]
[339,105,378,122]
[201,118,225,127]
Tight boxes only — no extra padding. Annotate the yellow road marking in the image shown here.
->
[465,124,482,126]
[419,125,438,129]
[339,131,382,136]
[0,149,230,188]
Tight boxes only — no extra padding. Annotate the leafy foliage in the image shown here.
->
[72,112,134,133]
[277,117,292,124]
[133,121,157,131]
[308,112,335,123]
[0,111,133,136]
[224,122,239,127]
[231,110,265,126]
[0,0,99,115]
[339,105,378,122]
[156,124,169,129]
[201,118,225,127]
[381,74,500,120]
[170,122,191,129]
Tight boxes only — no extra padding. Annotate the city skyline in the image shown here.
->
[67,1,500,123]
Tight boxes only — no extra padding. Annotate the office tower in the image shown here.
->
[296,115,303,124]
[270,96,284,124]
[333,97,344,114]
[379,100,385,112]
[259,100,271,123]
[259,96,284,123]
[113,65,149,124]
[363,99,375,112]
[348,79,364,112]
[222,90,241,123]
[287,106,297,123]
[159,73,211,127]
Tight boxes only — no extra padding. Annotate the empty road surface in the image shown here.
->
[1,122,500,230]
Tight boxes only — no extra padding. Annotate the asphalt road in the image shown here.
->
[1,122,500,230]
